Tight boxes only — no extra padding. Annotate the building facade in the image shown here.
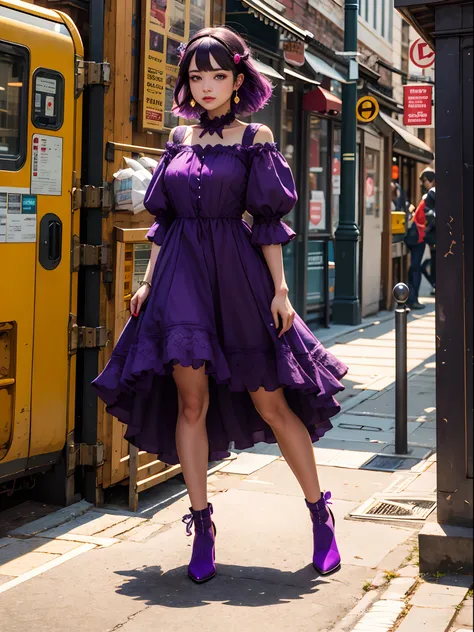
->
[226,0,434,322]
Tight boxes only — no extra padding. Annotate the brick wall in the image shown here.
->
[279,0,392,85]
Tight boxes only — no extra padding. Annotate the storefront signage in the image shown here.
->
[409,38,435,69]
[356,96,379,123]
[283,40,305,67]
[403,84,433,126]
[309,191,326,232]
[140,0,209,132]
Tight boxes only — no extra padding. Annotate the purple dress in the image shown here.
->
[92,124,348,464]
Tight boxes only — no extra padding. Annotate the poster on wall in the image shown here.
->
[141,0,210,132]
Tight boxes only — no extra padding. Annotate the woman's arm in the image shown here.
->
[261,243,295,337]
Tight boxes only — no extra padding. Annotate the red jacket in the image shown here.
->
[413,198,426,243]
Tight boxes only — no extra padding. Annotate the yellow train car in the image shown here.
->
[0,0,83,501]
[0,0,220,509]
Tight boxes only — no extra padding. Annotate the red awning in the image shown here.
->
[303,87,342,115]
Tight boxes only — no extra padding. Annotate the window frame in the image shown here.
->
[0,40,29,172]
[31,68,65,131]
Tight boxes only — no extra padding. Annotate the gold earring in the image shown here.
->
[234,91,240,105]
[190,98,196,108]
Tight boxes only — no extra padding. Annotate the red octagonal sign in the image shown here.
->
[410,38,435,69]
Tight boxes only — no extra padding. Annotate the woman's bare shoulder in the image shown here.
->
[253,125,274,144]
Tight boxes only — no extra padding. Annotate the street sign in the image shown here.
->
[283,40,305,67]
[403,84,433,126]
[409,38,435,69]
[356,96,379,123]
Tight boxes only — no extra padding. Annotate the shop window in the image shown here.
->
[0,43,29,171]
[332,125,341,235]
[365,147,381,218]
[308,116,329,234]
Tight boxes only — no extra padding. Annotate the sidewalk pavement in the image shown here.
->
[0,290,471,632]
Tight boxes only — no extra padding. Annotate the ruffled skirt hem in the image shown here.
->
[92,320,347,465]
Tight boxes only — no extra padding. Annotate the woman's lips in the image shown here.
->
[203,97,215,102]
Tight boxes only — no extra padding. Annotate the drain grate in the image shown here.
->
[361,454,421,472]
[350,494,436,521]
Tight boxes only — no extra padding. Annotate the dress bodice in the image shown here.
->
[144,124,298,247]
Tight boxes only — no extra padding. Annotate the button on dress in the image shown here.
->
[92,124,348,464]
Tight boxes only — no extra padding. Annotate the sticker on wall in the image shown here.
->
[31,134,63,196]
[356,96,379,123]
[36,76,57,94]
[45,96,55,117]
[0,188,37,243]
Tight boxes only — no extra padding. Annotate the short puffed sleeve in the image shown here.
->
[246,145,297,247]
[144,149,174,246]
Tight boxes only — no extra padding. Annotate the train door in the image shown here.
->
[0,2,83,486]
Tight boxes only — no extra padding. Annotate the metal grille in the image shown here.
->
[361,454,421,472]
[350,494,436,521]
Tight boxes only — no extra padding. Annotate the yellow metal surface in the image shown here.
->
[0,3,83,470]
[391,211,406,235]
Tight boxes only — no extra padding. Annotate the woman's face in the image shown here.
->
[188,52,243,113]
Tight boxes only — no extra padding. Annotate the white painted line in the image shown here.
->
[0,543,95,594]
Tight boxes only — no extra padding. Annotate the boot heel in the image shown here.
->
[182,503,217,583]
[306,492,341,576]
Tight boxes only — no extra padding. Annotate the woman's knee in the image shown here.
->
[179,392,208,426]
[255,400,289,430]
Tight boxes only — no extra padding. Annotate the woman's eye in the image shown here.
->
[190,76,201,82]
[215,74,226,80]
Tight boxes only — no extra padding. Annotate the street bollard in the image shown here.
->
[392,283,410,455]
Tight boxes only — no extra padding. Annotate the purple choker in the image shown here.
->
[199,110,236,139]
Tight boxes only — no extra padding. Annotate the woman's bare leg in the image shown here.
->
[249,387,321,503]
[173,364,209,511]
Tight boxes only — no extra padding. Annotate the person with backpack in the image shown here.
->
[404,168,436,308]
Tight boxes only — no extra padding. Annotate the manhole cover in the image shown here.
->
[361,454,421,471]
[350,494,436,521]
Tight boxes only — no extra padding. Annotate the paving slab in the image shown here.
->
[349,388,436,423]
[240,460,392,502]
[38,510,131,539]
[410,425,437,446]
[410,580,470,609]
[0,550,59,577]
[451,597,474,628]
[352,599,405,632]
[9,500,92,537]
[220,452,279,475]
[404,469,437,493]
[380,576,417,600]
[396,605,456,632]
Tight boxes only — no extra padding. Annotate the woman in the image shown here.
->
[93,27,347,583]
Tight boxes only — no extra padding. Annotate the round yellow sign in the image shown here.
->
[356,96,379,123]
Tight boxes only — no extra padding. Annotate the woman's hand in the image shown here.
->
[130,284,150,317]
[271,291,295,338]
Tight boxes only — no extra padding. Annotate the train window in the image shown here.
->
[32,69,64,131]
[0,42,29,171]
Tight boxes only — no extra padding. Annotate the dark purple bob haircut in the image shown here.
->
[172,26,273,120]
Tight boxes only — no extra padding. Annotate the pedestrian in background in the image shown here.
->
[404,167,436,308]
[420,170,436,295]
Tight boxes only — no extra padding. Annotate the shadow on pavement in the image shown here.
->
[115,563,331,607]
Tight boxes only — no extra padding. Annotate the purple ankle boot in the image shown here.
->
[305,491,341,575]
[182,502,216,583]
